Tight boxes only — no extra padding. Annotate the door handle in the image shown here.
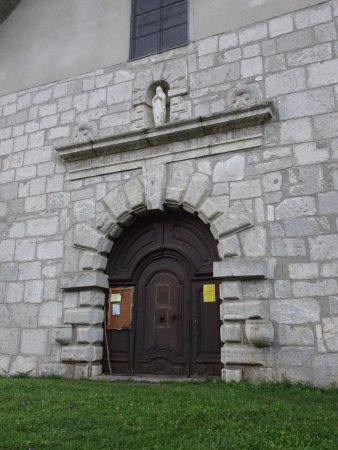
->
[171,314,177,321]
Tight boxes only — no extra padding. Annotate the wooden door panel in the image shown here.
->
[191,280,222,377]
[134,257,189,375]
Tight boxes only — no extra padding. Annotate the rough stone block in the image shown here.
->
[321,262,338,278]
[103,184,130,222]
[217,235,241,258]
[220,281,241,300]
[278,87,335,120]
[221,301,269,321]
[240,227,266,257]
[73,223,104,251]
[275,197,316,220]
[270,299,320,324]
[39,302,63,326]
[266,68,306,98]
[230,180,261,200]
[239,22,267,45]
[222,344,270,366]
[76,326,103,344]
[277,347,315,367]
[288,263,318,280]
[61,345,103,362]
[309,235,338,261]
[213,154,245,182]
[318,192,338,215]
[221,323,242,343]
[284,217,330,238]
[123,176,145,212]
[198,196,229,223]
[214,259,270,280]
[280,118,313,144]
[10,356,37,376]
[21,329,48,356]
[0,328,20,355]
[277,325,314,346]
[53,325,73,345]
[269,15,293,37]
[182,172,211,210]
[79,290,106,307]
[322,317,338,351]
[294,3,332,30]
[64,308,104,326]
[312,354,338,387]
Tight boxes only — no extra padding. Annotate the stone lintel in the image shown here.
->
[55,102,274,162]
[213,259,270,280]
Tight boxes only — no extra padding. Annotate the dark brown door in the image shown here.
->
[103,211,222,377]
[134,256,189,376]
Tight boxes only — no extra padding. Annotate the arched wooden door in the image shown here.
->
[103,211,222,377]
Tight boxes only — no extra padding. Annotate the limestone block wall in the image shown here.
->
[0,1,338,385]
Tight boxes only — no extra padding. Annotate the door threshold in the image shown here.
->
[91,374,216,383]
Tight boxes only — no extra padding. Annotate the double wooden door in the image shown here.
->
[103,212,221,377]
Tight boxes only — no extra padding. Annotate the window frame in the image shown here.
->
[130,0,189,60]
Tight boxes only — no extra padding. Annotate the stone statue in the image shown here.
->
[229,82,254,109]
[152,86,166,127]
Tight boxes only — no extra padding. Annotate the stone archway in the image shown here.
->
[56,162,273,380]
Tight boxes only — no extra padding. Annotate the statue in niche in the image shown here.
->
[152,86,167,127]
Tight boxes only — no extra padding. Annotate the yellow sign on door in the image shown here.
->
[203,284,216,303]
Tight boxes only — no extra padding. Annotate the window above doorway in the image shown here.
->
[130,0,188,59]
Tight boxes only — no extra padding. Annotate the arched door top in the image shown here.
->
[106,210,220,283]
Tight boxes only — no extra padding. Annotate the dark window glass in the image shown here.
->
[131,0,187,59]
[136,0,158,15]
[162,23,187,50]
[135,10,161,38]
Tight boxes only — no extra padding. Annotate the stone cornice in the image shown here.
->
[55,101,274,162]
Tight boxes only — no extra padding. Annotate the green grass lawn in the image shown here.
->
[0,377,337,450]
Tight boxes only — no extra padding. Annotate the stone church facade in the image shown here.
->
[0,0,337,386]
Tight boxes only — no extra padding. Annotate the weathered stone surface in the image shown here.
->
[182,172,211,210]
[277,325,314,346]
[64,308,104,325]
[312,354,338,387]
[221,323,242,343]
[165,161,194,205]
[213,155,245,182]
[270,299,320,324]
[309,235,338,261]
[230,180,261,199]
[240,227,266,257]
[277,347,315,367]
[62,271,108,291]
[123,176,145,212]
[20,329,48,356]
[0,328,20,355]
[79,290,105,307]
[322,318,338,351]
[102,184,130,222]
[288,263,319,280]
[222,344,271,366]
[221,301,269,321]
[214,259,270,280]
[53,325,73,345]
[76,326,103,344]
[39,302,63,326]
[198,195,229,223]
[61,345,102,362]
[217,235,241,258]
[220,282,241,300]
[73,224,104,251]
